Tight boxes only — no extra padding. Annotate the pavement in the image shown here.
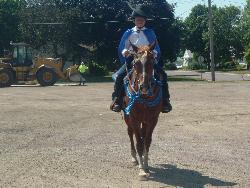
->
[167,70,250,81]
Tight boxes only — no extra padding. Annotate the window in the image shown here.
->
[18,46,26,63]
[27,47,32,61]
[13,47,18,59]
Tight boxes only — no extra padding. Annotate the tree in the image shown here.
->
[245,45,250,69]
[183,5,210,67]
[0,0,24,55]
[212,6,245,65]
[19,0,68,55]
[183,4,245,69]
[243,0,250,70]
[18,0,181,72]
[243,0,250,43]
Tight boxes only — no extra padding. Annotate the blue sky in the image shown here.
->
[167,0,247,18]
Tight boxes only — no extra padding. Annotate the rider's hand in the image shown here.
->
[124,50,130,57]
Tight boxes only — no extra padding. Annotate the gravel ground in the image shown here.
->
[0,81,250,188]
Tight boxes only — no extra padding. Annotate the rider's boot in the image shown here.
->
[162,83,172,113]
[110,96,123,112]
[110,73,126,112]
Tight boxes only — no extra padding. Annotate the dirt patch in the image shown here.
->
[0,82,249,187]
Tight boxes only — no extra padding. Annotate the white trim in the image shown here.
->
[132,26,147,32]
[122,49,128,57]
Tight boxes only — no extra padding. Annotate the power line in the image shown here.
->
[27,17,170,25]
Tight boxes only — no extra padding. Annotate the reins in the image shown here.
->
[125,53,138,95]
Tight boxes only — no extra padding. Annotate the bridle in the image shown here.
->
[125,49,155,95]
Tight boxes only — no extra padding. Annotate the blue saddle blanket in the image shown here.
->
[124,79,162,115]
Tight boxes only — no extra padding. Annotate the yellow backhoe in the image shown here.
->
[0,42,83,87]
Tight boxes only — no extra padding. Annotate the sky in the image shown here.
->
[167,0,247,18]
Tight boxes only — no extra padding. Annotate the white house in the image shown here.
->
[183,50,194,67]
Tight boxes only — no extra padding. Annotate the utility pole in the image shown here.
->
[208,0,215,81]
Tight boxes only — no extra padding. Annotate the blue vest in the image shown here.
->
[118,28,161,65]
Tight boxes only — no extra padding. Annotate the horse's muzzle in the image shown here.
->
[140,83,150,95]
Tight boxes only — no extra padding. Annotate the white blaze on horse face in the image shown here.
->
[141,51,148,83]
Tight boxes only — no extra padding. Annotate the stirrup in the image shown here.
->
[112,103,122,112]
[162,100,172,113]
[110,97,122,112]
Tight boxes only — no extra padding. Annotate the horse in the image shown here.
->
[123,42,162,179]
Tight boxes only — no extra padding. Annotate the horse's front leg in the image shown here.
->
[141,123,149,173]
[143,120,158,174]
[143,144,150,174]
[127,127,138,165]
[134,125,147,178]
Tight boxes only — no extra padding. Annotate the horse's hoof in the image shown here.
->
[139,176,148,181]
[144,168,150,174]
[139,173,148,181]
[139,169,148,180]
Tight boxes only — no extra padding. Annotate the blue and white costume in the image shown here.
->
[111,26,170,106]
[110,7,172,113]
[118,26,161,65]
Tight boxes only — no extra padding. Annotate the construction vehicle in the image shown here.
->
[0,42,84,87]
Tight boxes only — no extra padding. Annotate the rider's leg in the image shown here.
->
[110,71,127,112]
[154,64,172,113]
[79,74,82,85]
[110,58,133,112]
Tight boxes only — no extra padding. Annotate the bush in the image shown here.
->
[236,64,247,71]
[218,61,237,70]
[245,45,250,69]
[187,62,206,70]
[89,61,108,76]
[164,63,177,70]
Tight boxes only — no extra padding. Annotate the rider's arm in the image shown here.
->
[118,29,132,59]
[121,37,132,57]
[151,30,161,61]
[122,49,130,57]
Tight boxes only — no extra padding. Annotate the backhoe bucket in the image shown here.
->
[66,65,86,82]
[69,73,86,82]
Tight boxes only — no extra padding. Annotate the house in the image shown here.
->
[183,50,194,67]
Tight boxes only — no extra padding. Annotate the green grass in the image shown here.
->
[86,75,113,83]
[168,76,203,82]
[16,74,204,85]
[85,75,203,83]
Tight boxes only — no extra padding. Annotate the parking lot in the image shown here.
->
[0,81,250,187]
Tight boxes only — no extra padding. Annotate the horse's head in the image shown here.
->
[131,42,156,95]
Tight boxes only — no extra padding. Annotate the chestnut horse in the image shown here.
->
[123,42,162,179]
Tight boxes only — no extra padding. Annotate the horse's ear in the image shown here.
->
[130,41,138,52]
[149,40,157,51]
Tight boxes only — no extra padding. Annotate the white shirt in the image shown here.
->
[122,26,157,58]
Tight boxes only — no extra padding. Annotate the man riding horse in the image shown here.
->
[110,6,172,113]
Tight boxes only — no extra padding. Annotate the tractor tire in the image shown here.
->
[36,67,57,86]
[0,69,14,88]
